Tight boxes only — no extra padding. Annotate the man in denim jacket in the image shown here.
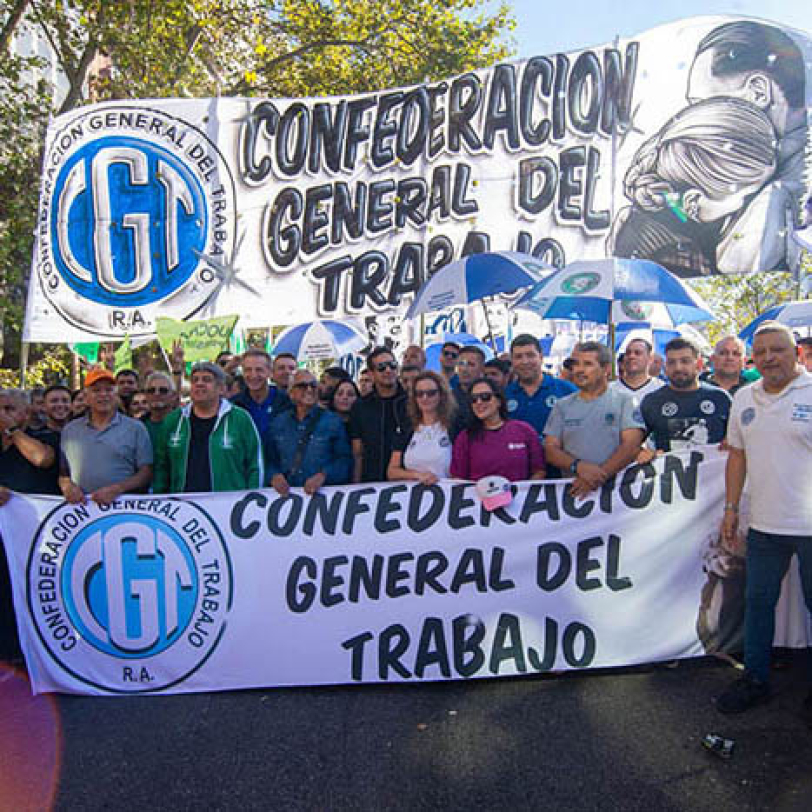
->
[265,369,352,496]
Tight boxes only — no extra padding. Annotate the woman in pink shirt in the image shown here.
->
[451,378,546,482]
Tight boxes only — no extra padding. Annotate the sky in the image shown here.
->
[500,0,810,58]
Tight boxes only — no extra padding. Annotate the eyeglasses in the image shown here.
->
[414,389,439,399]
[146,386,170,394]
[375,361,398,372]
[470,392,495,404]
[442,350,459,359]
[293,381,318,389]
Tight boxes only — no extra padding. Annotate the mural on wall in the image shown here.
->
[25,16,811,342]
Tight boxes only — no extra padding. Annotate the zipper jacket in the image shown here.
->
[154,399,264,493]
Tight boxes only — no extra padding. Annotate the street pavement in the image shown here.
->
[1,655,810,812]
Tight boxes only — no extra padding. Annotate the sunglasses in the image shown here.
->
[470,392,495,404]
[146,386,170,395]
[414,389,439,399]
[375,361,398,372]
[293,381,318,389]
[442,350,459,359]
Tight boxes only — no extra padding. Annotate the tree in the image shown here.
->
[0,0,515,370]
[691,271,801,346]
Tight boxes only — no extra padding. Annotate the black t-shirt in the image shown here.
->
[348,387,409,482]
[183,414,217,493]
[0,428,60,495]
[640,383,732,452]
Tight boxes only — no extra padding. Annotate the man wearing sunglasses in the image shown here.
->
[140,372,177,449]
[440,342,461,385]
[265,370,352,496]
[348,347,409,483]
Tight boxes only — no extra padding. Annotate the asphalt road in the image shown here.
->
[1,655,810,812]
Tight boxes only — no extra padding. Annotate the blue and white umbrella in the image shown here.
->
[406,251,553,318]
[738,300,812,343]
[515,258,715,326]
[273,320,366,361]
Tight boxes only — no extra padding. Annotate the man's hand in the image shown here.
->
[303,472,326,495]
[636,448,659,464]
[575,461,607,490]
[570,475,601,498]
[170,340,185,374]
[90,484,123,507]
[0,486,10,506]
[721,509,739,546]
[61,480,86,504]
[271,473,290,497]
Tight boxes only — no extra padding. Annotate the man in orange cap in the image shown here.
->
[59,367,153,505]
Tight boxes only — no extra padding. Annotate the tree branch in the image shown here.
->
[227,37,376,95]
[0,0,30,54]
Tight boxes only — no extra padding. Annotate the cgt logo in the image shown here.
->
[38,107,235,336]
[27,500,232,693]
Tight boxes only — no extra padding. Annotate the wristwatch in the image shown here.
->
[569,458,580,475]
[4,426,19,438]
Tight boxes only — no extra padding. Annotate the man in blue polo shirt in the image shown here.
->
[506,334,576,437]
[230,348,290,437]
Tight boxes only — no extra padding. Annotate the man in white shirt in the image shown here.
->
[610,338,663,400]
[716,322,812,723]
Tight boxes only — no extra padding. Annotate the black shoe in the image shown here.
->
[716,673,771,714]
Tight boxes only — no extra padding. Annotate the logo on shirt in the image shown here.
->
[791,403,811,422]
[37,107,236,337]
[439,436,451,447]
[545,395,558,408]
[632,408,643,423]
[661,402,678,418]
[700,400,716,415]
[741,406,756,426]
[27,500,232,693]
[507,443,527,451]
[604,412,616,425]
[507,399,518,412]
[561,272,601,295]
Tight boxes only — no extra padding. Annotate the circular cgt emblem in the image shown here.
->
[620,300,652,321]
[37,106,236,337]
[561,272,601,295]
[27,499,232,693]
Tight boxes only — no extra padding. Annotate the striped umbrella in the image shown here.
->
[273,320,366,361]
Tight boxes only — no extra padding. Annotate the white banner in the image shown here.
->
[0,450,729,696]
[25,16,812,341]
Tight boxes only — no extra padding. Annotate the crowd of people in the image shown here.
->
[1,326,811,723]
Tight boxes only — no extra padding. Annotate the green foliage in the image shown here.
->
[0,0,514,369]
[691,272,801,346]
[0,345,70,387]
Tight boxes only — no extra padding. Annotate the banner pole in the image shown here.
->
[20,341,30,388]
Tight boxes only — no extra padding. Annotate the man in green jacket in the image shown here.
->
[154,362,264,493]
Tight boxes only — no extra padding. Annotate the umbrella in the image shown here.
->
[406,251,553,318]
[738,300,812,343]
[273,320,366,361]
[515,258,715,326]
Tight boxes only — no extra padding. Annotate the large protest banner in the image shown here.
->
[24,16,812,342]
[0,450,731,696]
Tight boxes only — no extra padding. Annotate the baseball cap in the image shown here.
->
[475,475,513,512]
[85,367,116,388]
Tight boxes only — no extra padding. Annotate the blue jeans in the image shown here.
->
[744,529,812,683]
